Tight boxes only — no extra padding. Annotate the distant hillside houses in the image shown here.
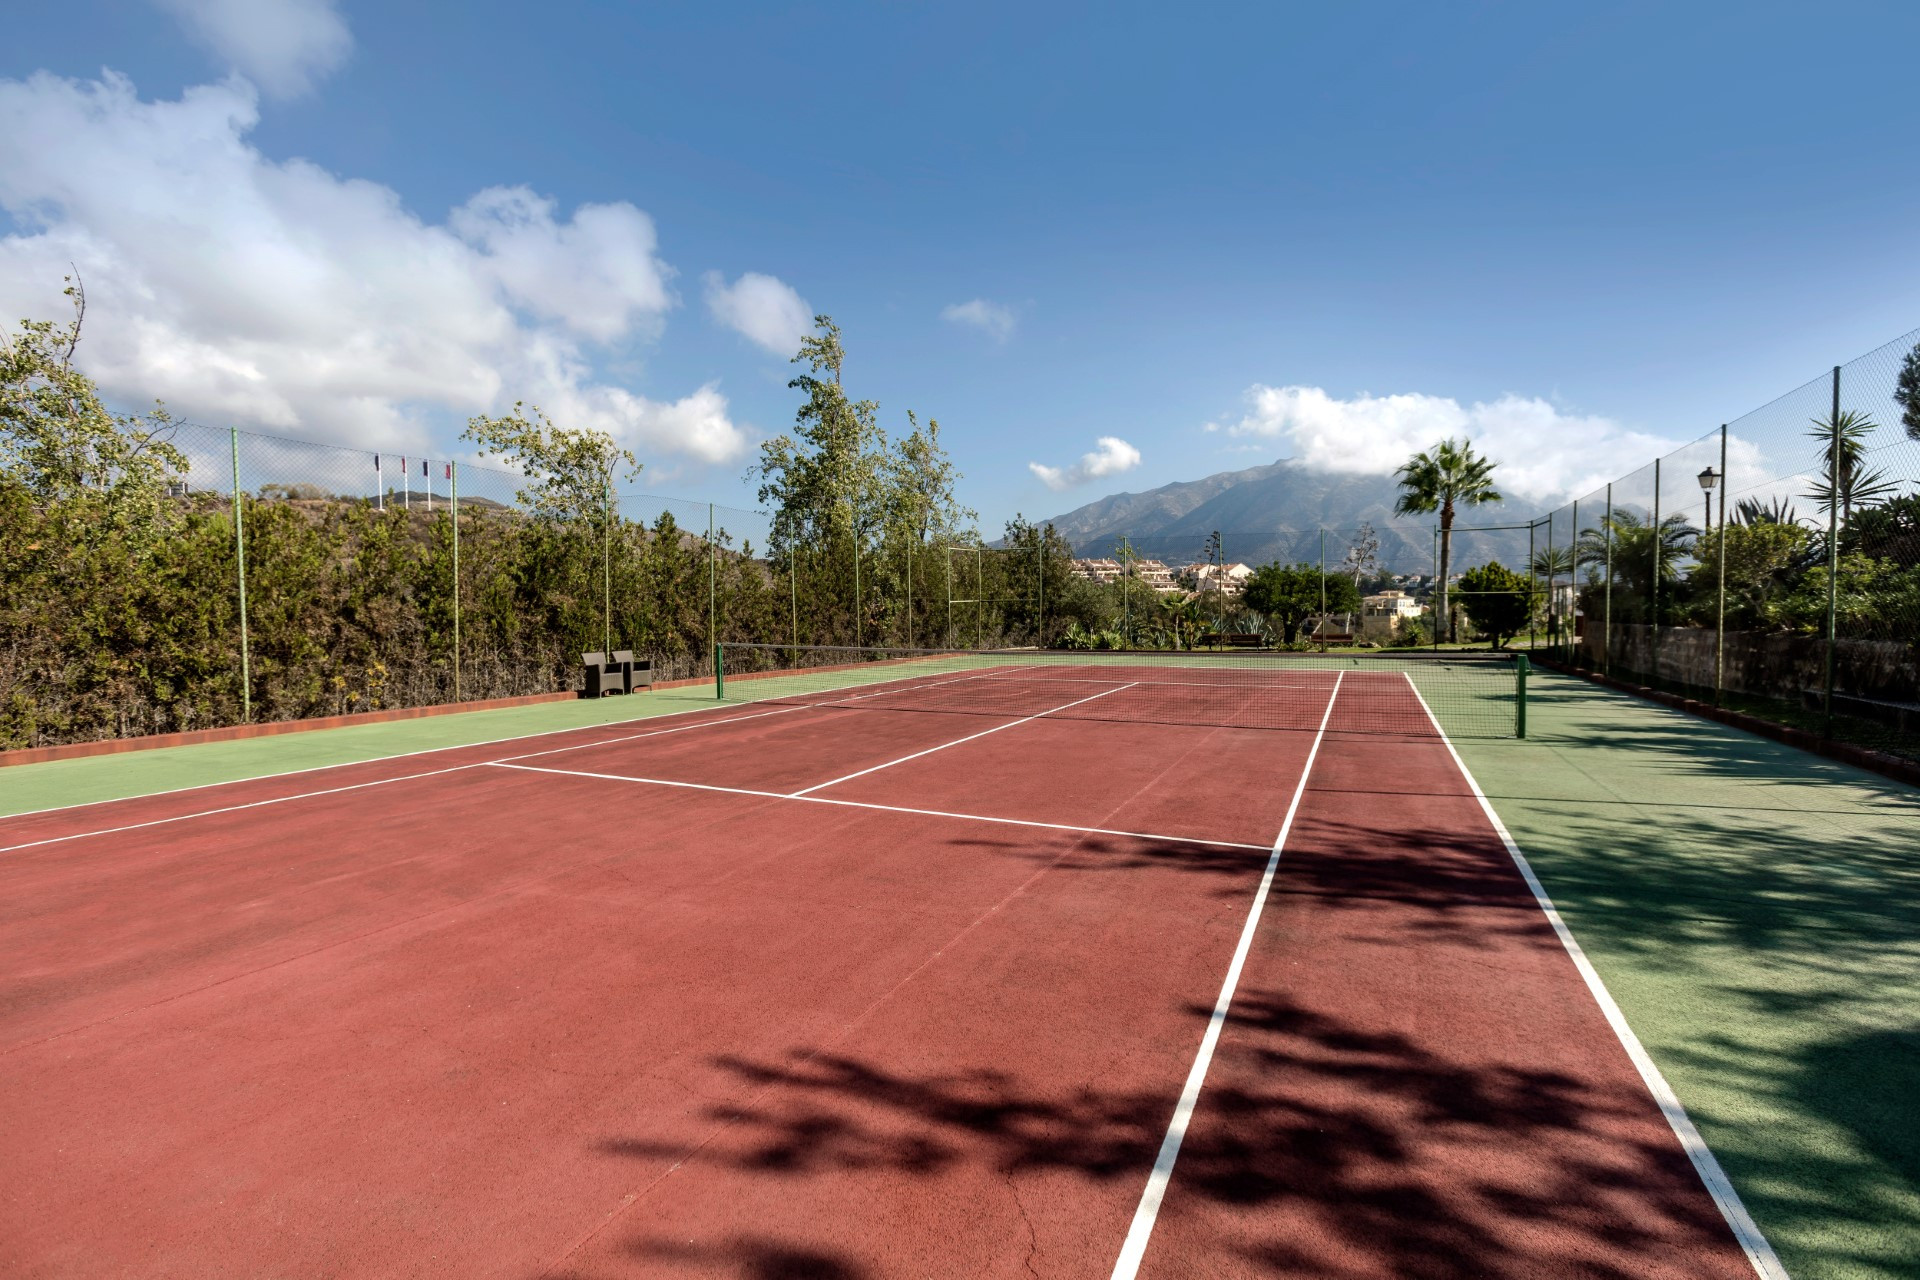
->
[1178,562,1253,594]
[1069,557,1184,592]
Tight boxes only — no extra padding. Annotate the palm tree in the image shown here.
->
[1733,495,1805,527]
[1806,410,1897,526]
[1394,438,1502,642]
[1577,510,1696,619]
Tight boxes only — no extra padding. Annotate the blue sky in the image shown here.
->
[3,1,1917,530]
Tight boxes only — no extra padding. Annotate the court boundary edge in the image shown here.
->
[1400,672,1788,1280]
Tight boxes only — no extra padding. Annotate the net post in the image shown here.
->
[1515,653,1528,739]
[714,642,725,699]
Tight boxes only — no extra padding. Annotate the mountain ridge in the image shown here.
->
[1031,457,1541,572]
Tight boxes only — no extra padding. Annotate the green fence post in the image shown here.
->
[1715,425,1727,704]
[1651,458,1662,684]
[1515,654,1529,739]
[1824,365,1840,737]
[1603,483,1613,677]
[230,427,251,722]
[714,642,725,700]
[708,502,718,663]
[451,460,460,702]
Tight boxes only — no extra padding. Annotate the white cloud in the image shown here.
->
[1029,436,1142,491]
[0,70,747,465]
[704,270,811,357]
[942,298,1016,342]
[1210,384,1682,503]
[152,0,352,99]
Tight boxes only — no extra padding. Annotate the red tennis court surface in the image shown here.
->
[1,668,1764,1278]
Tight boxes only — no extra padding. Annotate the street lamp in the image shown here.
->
[1697,465,1719,533]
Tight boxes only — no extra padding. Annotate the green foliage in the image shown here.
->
[461,402,639,524]
[1688,522,1815,630]
[1895,341,1920,443]
[1242,563,1362,645]
[1455,561,1531,647]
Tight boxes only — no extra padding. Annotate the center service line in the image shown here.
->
[1108,669,1345,1280]
[787,682,1139,797]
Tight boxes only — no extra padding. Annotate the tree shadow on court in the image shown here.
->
[596,990,1736,1279]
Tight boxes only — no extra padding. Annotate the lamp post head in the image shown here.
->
[1697,466,1720,492]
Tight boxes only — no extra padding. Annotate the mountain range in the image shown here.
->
[1031,458,1544,574]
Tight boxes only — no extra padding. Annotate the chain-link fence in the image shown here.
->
[1522,328,1920,762]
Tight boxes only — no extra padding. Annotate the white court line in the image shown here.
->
[494,703,810,764]
[0,692,805,824]
[1108,670,1345,1280]
[486,761,1270,852]
[0,703,816,856]
[789,683,1138,797]
[1400,673,1786,1280]
[808,665,1043,708]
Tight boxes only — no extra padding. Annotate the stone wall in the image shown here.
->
[1583,625,1918,703]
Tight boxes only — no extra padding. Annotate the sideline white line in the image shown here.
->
[1399,673,1787,1280]
[495,704,810,763]
[1108,670,1345,1280]
[0,703,814,855]
[486,761,1270,852]
[789,683,1139,796]
[0,694,799,824]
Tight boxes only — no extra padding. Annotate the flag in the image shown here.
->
[374,454,381,472]
[444,463,451,479]
[422,459,428,477]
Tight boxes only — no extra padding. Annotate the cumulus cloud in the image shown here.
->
[942,298,1016,342]
[1209,384,1682,503]
[1029,436,1142,491]
[152,0,352,99]
[0,70,747,465]
[704,270,811,357]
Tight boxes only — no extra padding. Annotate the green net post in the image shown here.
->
[1515,653,1528,739]
[714,642,725,700]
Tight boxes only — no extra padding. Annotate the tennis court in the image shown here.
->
[2,652,1774,1278]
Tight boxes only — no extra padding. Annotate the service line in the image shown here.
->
[485,761,1270,852]
[788,682,1138,796]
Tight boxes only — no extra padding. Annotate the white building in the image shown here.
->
[1360,589,1424,641]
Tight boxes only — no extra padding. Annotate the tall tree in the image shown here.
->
[1242,563,1361,645]
[1896,340,1920,443]
[1392,438,1502,642]
[1455,561,1531,649]
[754,316,889,641]
[461,402,640,523]
[1341,522,1381,587]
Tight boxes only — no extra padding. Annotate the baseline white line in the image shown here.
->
[789,683,1139,797]
[1108,670,1345,1280]
[1399,673,1787,1280]
[485,761,1270,852]
[0,703,816,855]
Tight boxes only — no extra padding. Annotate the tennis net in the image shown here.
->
[713,644,1526,738]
